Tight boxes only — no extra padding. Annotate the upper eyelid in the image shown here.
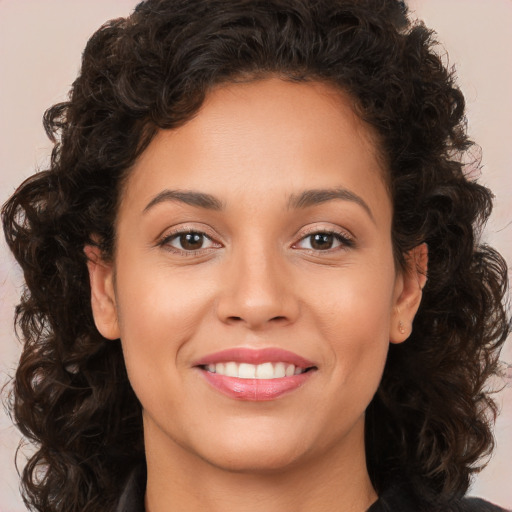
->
[157,229,221,255]
[160,231,220,249]
[156,224,355,249]
[157,224,222,244]
[291,226,356,253]
[295,224,354,241]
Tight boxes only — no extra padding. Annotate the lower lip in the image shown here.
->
[200,369,313,401]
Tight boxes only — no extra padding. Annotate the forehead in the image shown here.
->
[120,78,389,215]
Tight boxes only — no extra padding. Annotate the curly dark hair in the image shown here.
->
[2,0,510,511]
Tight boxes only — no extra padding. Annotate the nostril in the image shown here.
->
[270,316,287,322]
[224,314,289,327]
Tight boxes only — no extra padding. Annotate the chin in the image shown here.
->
[189,422,315,474]
[201,444,307,474]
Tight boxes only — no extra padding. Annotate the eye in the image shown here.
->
[295,231,353,251]
[161,230,219,252]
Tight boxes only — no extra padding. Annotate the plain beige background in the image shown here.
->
[1,1,511,510]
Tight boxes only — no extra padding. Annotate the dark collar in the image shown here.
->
[114,465,509,512]
[115,464,146,512]
[114,465,389,512]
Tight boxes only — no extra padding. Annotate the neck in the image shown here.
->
[143,417,377,512]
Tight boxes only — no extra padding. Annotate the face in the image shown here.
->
[88,79,425,474]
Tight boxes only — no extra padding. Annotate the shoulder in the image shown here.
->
[115,464,146,512]
[457,497,511,512]
[369,484,510,512]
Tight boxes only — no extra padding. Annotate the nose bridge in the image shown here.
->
[216,232,298,328]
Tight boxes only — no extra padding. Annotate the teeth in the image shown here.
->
[238,363,256,379]
[274,362,286,378]
[256,362,274,379]
[206,362,305,379]
[225,362,238,378]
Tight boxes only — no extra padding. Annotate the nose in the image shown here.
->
[215,243,300,330]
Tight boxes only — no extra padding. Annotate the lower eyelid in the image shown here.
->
[157,230,204,246]
[158,228,354,253]
[295,230,354,248]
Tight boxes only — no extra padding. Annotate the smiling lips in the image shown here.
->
[207,361,306,379]
[194,348,316,401]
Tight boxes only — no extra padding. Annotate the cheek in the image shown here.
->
[310,261,396,339]
[113,265,214,386]
[307,259,396,384]
[116,258,214,330]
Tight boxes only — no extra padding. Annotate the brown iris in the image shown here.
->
[179,232,205,250]
[309,233,336,250]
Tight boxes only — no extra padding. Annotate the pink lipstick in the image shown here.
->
[194,348,316,401]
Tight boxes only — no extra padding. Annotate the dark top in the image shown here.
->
[115,465,510,512]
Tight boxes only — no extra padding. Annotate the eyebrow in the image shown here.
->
[143,186,374,222]
[143,189,224,212]
[288,188,375,222]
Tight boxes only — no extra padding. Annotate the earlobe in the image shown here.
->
[84,244,120,340]
[390,243,428,344]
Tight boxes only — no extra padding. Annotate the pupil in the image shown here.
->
[311,233,333,250]
[180,233,203,250]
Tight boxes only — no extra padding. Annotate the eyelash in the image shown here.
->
[157,228,220,256]
[157,227,355,256]
[293,228,355,252]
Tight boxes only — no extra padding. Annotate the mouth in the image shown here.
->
[202,361,312,379]
[194,348,317,401]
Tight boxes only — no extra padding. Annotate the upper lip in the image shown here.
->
[193,347,316,369]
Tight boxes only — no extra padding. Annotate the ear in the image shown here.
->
[389,243,428,344]
[84,244,120,340]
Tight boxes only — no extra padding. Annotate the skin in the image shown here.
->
[86,78,427,512]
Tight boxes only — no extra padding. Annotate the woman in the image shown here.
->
[2,0,510,511]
